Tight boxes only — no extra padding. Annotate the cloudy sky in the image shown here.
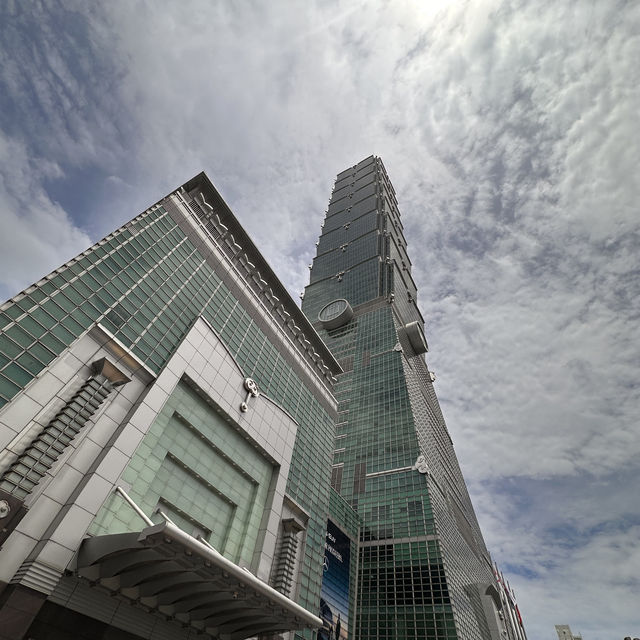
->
[1,1,639,637]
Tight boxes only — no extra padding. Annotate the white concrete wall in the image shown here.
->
[0,316,299,590]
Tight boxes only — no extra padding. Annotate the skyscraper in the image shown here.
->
[303,155,519,639]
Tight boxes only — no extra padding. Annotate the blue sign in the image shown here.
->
[319,520,350,640]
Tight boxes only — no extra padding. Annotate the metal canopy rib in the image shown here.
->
[77,520,321,640]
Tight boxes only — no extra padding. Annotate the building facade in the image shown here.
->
[303,155,522,640]
[556,625,583,640]
[495,566,527,640]
[0,173,342,640]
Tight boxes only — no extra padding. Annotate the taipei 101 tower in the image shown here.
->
[302,156,523,640]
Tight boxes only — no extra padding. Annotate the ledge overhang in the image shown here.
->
[76,521,321,640]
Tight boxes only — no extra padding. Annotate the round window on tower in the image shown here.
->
[318,299,353,330]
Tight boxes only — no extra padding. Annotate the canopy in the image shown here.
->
[77,520,321,640]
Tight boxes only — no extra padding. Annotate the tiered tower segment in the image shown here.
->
[303,156,504,640]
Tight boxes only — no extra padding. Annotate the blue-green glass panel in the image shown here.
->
[39,333,65,355]
[16,352,46,376]
[30,307,57,330]
[51,324,75,344]
[5,324,34,349]
[0,335,21,359]
[3,362,32,386]
[0,374,20,400]
[28,343,56,366]
[4,305,23,321]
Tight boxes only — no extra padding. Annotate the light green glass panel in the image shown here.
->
[91,380,275,568]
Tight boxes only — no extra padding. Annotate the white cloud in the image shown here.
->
[473,472,640,639]
[0,131,91,300]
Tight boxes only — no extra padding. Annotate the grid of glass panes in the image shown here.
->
[317,210,380,255]
[303,259,382,320]
[402,337,499,639]
[358,540,457,639]
[0,205,174,408]
[0,200,336,629]
[310,232,380,284]
[314,302,458,639]
[326,193,377,229]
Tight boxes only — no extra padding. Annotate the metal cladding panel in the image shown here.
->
[404,321,429,355]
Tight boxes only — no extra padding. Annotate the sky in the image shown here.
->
[0,1,639,637]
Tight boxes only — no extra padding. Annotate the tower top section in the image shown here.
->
[302,155,424,329]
